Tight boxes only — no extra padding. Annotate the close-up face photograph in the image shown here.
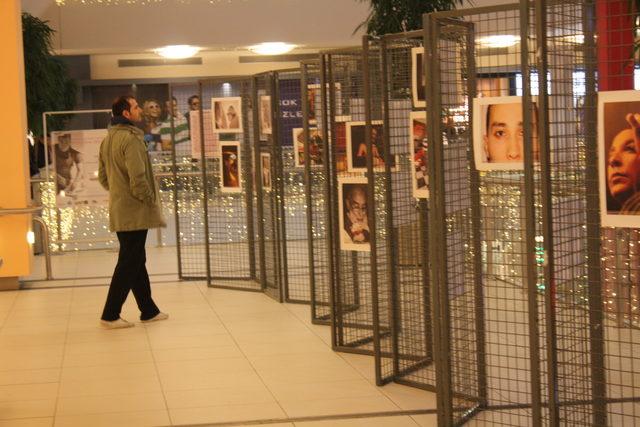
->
[599,93,640,227]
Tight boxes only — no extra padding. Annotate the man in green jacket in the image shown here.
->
[98,96,168,329]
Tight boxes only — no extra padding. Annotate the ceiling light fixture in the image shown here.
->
[477,35,520,49]
[248,42,296,55]
[155,45,200,59]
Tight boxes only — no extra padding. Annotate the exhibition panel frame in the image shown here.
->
[195,76,261,291]
[168,82,209,280]
[367,30,435,389]
[275,68,312,304]
[301,59,332,324]
[320,45,388,356]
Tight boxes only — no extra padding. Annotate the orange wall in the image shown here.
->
[0,0,32,277]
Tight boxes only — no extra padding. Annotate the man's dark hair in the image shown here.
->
[112,96,135,117]
[188,95,200,106]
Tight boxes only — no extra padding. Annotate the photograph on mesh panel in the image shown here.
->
[346,121,396,172]
[292,127,323,168]
[141,97,189,153]
[411,47,425,108]
[189,109,219,159]
[333,116,351,173]
[409,111,428,199]
[51,129,108,205]
[220,141,242,193]
[212,97,243,133]
[260,152,272,192]
[338,176,370,252]
[472,96,539,171]
[598,90,640,227]
[259,95,272,135]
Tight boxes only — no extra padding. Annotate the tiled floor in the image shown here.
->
[2,249,437,426]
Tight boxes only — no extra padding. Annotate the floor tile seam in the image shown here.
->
[53,287,75,422]
[0,292,20,334]
[143,313,175,425]
[163,408,438,427]
[193,284,289,419]
[281,303,334,351]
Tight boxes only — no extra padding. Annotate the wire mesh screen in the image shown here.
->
[275,69,310,303]
[371,32,435,390]
[168,83,208,279]
[302,60,332,324]
[322,47,381,356]
[537,0,640,425]
[254,72,282,301]
[590,0,640,425]
[197,78,259,290]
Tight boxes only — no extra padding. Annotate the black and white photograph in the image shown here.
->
[292,127,323,168]
[411,47,425,108]
[472,96,539,171]
[260,95,272,135]
[409,111,429,198]
[599,90,640,227]
[346,121,395,172]
[261,152,272,191]
[220,141,242,193]
[212,97,243,133]
[338,176,370,252]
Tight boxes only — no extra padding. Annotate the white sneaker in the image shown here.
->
[100,318,134,329]
[141,312,169,323]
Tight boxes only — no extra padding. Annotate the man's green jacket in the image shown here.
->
[98,123,166,232]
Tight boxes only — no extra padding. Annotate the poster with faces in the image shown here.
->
[409,111,429,198]
[598,90,640,228]
[472,96,539,171]
[261,152,272,192]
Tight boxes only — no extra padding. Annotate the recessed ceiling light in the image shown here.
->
[155,45,200,59]
[248,42,296,55]
[477,35,520,48]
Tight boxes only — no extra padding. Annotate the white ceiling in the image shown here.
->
[21,0,372,55]
[21,0,517,56]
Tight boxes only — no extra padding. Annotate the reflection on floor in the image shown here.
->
[3,247,436,426]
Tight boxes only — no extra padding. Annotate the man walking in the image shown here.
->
[98,96,168,329]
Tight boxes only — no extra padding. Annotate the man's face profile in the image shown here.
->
[483,103,525,163]
[608,128,640,203]
[125,98,143,123]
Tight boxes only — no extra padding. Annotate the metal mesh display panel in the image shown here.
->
[302,60,332,324]
[197,77,260,291]
[168,82,208,279]
[253,72,283,302]
[535,0,640,425]
[321,46,382,356]
[275,69,310,304]
[369,31,435,389]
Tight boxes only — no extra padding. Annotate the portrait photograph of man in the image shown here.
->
[472,96,539,171]
[598,90,640,227]
[212,97,243,134]
[409,111,429,198]
[220,142,242,193]
[339,177,371,252]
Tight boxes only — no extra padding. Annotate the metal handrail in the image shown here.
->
[0,207,53,280]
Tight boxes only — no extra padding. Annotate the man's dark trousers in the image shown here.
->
[101,229,160,321]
